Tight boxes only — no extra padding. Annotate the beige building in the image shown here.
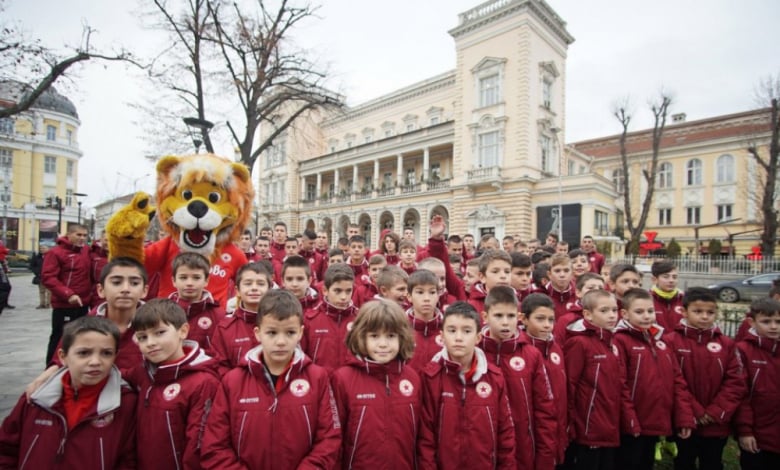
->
[574,108,776,257]
[256,0,619,249]
[0,81,86,250]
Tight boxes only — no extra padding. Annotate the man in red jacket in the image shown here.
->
[41,224,93,366]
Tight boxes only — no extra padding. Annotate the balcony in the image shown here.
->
[401,183,422,194]
[427,178,451,190]
[355,190,373,200]
[302,199,315,208]
[378,187,395,197]
[467,166,500,181]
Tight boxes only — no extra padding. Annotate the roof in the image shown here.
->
[0,80,79,119]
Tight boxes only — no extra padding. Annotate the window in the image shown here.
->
[717,204,733,222]
[66,161,74,178]
[0,148,11,168]
[540,135,552,173]
[594,210,609,236]
[430,116,440,126]
[612,168,625,194]
[45,156,56,174]
[363,176,372,191]
[346,179,353,193]
[67,130,73,145]
[686,207,701,225]
[0,118,13,134]
[716,154,734,183]
[65,189,73,207]
[327,183,334,198]
[686,159,702,186]
[657,162,673,188]
[542,79,552,109]
[405,168,415,185]
[478,131,499,167]
[306,183,316,201]
[382,172,392,188]
[658,208,672,226]
[568,160,575,176]
[266,140,286,168]
[430,162,441,180]
[479,74,500,107]
[46,125,56,141]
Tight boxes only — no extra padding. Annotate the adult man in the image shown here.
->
[252,236,272,261]
[270,221,288,261]
[236,229,255,259]
[41,224,92,365]
[581,235,605,274]
[462,234,476,257]
[347,223,361,238]
[299,229,326,281]
[315,230,330,257]
[526,238,541,254]
[545,232,559,248]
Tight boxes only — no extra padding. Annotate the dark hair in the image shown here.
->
[532,263,550,286]
[261,226,272,232]
[531,251,551,265]
[323,263,354,289]
[257,289,303,325]
[376,265,408,289]
[546,232,559,243]
[256,235,270,243]
[328,248,344,258]
[348,235,366,245]
[609,263,640,282]
[172,252,210,278]
[66,223,88,234]
[651,260,677,277]
[62,316,120,354]
[273,221,287,230]
[447,234,462,244]
[303,229,317,240]
[621,287,653,310]
[368,254,387,266]
[282,255,311,278]
[478,249,512,274]
[510,252,532,269]
[681,286,718,308]
[242,229,253,237]
[484,285,518,312]
[443,301,481,330]
[99,256,148,285]
[382,232,401,255]
[235,262,273,286]
[449,254,463,264]
[581,289,615,311]
[520,293,554,317]
[399,240,417,252]
[576,272,604,290]
[557,241,569,248]
[408,269,438,291]
[749,297,780,319]
[502,235,514,242]
[568,248,588,260]
[132,298,187,331]
[285,236,298,244]
[769,278,780,298]
[346,300,415,361]
[337,237,349,246]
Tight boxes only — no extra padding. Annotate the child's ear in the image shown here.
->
[97,283,106,299]
[747,317,755,328]
[481,311,489,323]
[57,348,67,365]
[253,326,262,342]
[178,323,190,340]
[620,308,629,320]
[141,283,149,299]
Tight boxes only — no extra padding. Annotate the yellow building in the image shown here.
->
[0,81,85,250]
[256,0,618,249]
[574,108,775,257]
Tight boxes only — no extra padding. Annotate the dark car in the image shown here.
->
[6,250,34,269]
[707,272,780,303]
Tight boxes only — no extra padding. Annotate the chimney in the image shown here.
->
[672,113,687,123]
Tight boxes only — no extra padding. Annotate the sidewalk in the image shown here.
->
[0,272,51,419]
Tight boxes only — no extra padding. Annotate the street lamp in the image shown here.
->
[116,172,150,193]
[73,192,88,225]
[183,117,214,153]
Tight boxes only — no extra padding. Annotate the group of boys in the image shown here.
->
[0,217,778,470]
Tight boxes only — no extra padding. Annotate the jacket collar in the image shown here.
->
[567,318,614,344]
[745,329,780,355]
[234,304,258,324]
[615,319,665,342]
[526,333,554,358]
[675,319,720,342]
[32,366,125,416]
[347,354,405,380]
[168,291,219,316]
[244,345,309,393]
[144,340,215,384]
[479,327,528,361]
[431,347,488,384]
[406,309,443,337]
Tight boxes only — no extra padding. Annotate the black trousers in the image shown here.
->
[45,306,88,365]
[740,449,780,470]
[571,443,616,470]
[674,435,727,470]
[617,434,657,470]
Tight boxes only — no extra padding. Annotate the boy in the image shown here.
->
[236,229,255,259]
[301,264,358,374]
[272,236,301,284]
[532,262,550,291]
[663,287,746,470]
[463,233,476,257]
[544,253,577,319]
[608,263,642,309]
[449,253,463,277]
[328,247,345,265]
[127,298,220,469]
[565,289,639,469]
[269,221,288,261]
[649,260,685,329]
[502,235,515,252]
[522,293,569,467]
[479,286,557,469]
[0,316,137,468]
[553,272,605,345]
[169,252,226,354]
[510,252,534,301]
[299,229,327,282]
[406,269,444,372]
[469,249,512,315]
[398,240,418,275]
[250,235,272,261]
[463,258,481,295]
[735,297,780,470]
[347,235,369,279]
[354,254,386,306]
[281,255,319,311]
[201,290,341,468]
[556,241,570,255]
[613,288,694,469]
[419,257,458,311]
[418,301,516,469]
[569,248,592,281]
[376,265,409,306]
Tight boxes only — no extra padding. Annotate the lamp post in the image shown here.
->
[550,126,563,241]
[183,117,214,153]
[73,192,88,225]
[116,172,150,193]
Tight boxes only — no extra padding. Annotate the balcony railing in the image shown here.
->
[467,166,501,181]
[355,190,372,200]
[401,183,421,194]
[378,187,395,197]
[302,199,315,208]
[427,178,451,190]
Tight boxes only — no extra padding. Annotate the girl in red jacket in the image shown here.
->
[331,299,421,470]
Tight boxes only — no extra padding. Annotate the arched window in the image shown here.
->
[612,168,625,194]
[716,154,734,183]
[657,162,673,188]
[686,159,702,186]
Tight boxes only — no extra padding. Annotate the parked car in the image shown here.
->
[708,272,780,302]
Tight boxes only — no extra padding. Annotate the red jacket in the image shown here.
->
[331,356,421,470]
[417,348,516,470]
[89,242,109,309]
[269,239,286,262]
[406,309,443,373]
[663,321,746,437]
[169,291,226,354]
[613,320,696,436]
[125,342,220,470]
[144,237,246,308]
[587,251,605,274]
[544,282,578,320]
[301,300,358,374]
[41,236,93,308]
[201,346,341,469]
[211,305,259,376]
[527,333,569,464]
[734,331,780,453]
[650,288,686,330]
[0,367,136,469]
[353,280,379,307]
[564,319,640,447]
[425,237,467,301]
[553,301,583,347]
[347,259,369,280]
[299,249,326,282]
[480,330,558,470]
[468,283,488,319]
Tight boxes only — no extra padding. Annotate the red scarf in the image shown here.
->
[61,371,109,429]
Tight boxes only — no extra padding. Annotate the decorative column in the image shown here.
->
[422,147,430,190]
[316,172,322,206]
[396,154,403,194]
[352,164,359,201]
[373,160,380,195]
[300,176,306,201]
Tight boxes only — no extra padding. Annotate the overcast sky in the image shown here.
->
[5,0,779,207]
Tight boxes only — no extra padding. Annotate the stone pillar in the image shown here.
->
[334,168,340,193]
[422,147,430,190]
[373,160,380,195]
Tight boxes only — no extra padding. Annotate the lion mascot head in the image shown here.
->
[156,154,254,260]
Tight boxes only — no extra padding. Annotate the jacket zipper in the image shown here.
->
[237,411,248,458]
[585,363,600,436]
[486,406,496,468]
[166,410,181,470]
[19,434,39,469]
[348,406,367,469]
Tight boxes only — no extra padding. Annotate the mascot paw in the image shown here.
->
[105,191,156,262]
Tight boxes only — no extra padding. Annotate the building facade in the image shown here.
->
[0,81,85,250]
[256,0,619,249]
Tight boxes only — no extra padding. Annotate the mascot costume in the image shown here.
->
[105,154,255,307]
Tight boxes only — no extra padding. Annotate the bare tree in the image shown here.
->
[614,92,673,256]
[143,0,342,171]
[0,0,139,118]
[747,75,780,258]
